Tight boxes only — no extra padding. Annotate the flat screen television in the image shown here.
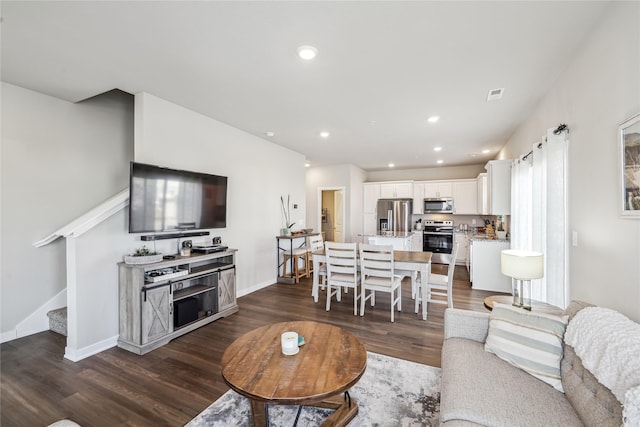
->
[128,162,227,233]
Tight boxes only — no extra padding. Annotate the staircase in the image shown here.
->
[47,307,67,336]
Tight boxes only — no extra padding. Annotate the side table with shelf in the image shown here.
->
[118,249,238,355]
[276,232,320,284]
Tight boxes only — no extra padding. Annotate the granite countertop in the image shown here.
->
[359,231,419,238]
[469,236,510,243]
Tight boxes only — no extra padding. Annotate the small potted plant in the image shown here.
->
[124,245,163,265]
[496,222,507,240]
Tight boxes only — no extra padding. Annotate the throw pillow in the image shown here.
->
[485,303,569,392]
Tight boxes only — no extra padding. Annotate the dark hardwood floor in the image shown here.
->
[1,264,496,427]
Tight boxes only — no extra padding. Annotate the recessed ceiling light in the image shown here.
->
[319,131,330,138]
[434,146,442,152]
[265,131,275,137]
[427,116,440,124]
[297,45,318,60]
[437,160,444,164]
[305,162,310,168]
[388,163,395,168]
[482,149,491,154]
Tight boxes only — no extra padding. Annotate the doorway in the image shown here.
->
[318,187,346,243]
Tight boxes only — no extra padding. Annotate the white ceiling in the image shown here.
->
[1,1,610,171]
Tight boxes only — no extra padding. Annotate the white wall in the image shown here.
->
[499,1,640,322]
[305,164,367,243]
[1,83,133,339]
[135,93,306,296]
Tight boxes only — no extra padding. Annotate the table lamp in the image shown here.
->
[500,250,544,310]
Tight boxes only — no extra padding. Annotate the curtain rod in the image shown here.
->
[520,124,568,161]
[521,142,543,161]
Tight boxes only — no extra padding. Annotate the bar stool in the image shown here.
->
[282,248,309,283]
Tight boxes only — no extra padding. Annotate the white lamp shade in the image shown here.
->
[501,250,544,280]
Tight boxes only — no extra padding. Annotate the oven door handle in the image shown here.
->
[424,231,453,236]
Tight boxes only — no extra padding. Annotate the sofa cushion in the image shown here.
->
[485,303,568,391]
[562,345,623,426]
[441,337,582,427]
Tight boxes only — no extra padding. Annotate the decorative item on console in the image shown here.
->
[280,194,295,235]
[123,245,162,265]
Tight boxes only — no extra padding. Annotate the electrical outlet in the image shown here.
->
[572,231,578,247]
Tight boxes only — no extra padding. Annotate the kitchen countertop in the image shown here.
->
[359,231,419,238]
[454,231,510,242]
[469,235,510,242]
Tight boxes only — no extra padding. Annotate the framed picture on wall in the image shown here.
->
[620,113,640,217]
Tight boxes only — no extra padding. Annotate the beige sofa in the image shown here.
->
[439,301,623,426]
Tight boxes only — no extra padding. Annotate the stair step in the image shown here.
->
[46,307,67,337]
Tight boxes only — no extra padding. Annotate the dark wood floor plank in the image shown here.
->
[1,265,498,426]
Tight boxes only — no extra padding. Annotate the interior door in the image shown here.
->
[334,190,344,243]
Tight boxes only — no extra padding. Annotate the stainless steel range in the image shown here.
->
[423,220,454,264]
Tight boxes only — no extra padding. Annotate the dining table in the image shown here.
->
[311,249,433,320]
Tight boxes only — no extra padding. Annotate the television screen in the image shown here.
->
[128,162,227,233]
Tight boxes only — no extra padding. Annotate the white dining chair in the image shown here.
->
[360,244,404,322]
[325,242,360,315]
[305,233,326,287]
[415,242,459,313]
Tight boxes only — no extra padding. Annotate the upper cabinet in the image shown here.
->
[363,183,381,214]
[452,180,477,215]
[485,160,512,215]
[380,181,413,198]
[412,182,425,214]
[424,181,453,198]
[477,173,488,215]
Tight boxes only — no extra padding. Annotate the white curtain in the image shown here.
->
[510,128,569,307]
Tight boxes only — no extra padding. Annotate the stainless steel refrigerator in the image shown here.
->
[376,199,413,232]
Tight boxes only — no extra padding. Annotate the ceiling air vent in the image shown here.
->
[486,88,504,101]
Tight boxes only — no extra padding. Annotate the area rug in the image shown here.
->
[186,352,441,427]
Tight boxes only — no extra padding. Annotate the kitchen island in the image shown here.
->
[359,231,422,251]
[469,236,512,292]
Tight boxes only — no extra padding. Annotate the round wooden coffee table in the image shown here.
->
[483,295,564,316]
[221,321,367,427]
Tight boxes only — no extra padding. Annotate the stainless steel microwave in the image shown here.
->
[424,198,454,213]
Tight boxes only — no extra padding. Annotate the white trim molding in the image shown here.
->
[33,188,129,247]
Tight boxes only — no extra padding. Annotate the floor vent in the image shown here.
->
[47,307,67,336]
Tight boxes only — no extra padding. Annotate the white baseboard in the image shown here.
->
[237,279,275,298]
[1,330,17,344]
[65,335,118,362]
[1,289,67,343]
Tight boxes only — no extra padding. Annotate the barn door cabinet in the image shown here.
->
[118,249,238,355]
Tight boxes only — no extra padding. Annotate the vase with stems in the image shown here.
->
[280,195,295,235]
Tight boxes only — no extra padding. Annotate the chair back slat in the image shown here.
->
[360,244,395,284]
[307,233,324,251]
[325,242,358,280]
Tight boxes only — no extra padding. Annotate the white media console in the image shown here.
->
[117,249,238,355]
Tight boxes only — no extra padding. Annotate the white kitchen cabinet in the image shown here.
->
[380,181,413,198]
[454,233,469,265]
[477,173,488,215]
[367,234,412,251]
[424,181,453,198]
[363,213,377,235]
[410,232,423,251]
[470,239,511,292]
[363,183,381,214]
[485,160,511,215]
[452,180,477,214]
[412,182,425,214]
